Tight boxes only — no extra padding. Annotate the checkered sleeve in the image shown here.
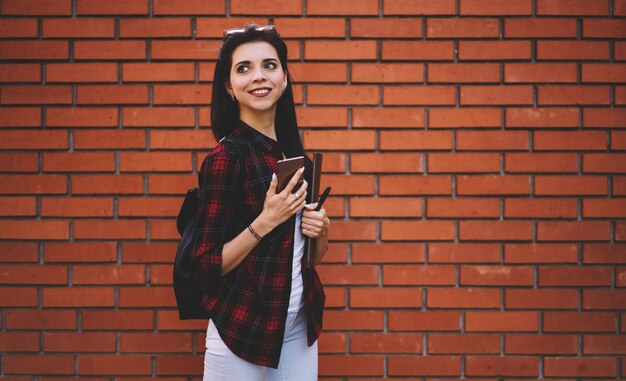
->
[191,144,242,305]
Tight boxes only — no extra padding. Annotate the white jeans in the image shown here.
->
[203,308,318,381]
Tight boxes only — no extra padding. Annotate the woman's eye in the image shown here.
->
[236,66,249,73]
[265,62,277,69]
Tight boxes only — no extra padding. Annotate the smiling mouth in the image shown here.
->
[248,88,272,97]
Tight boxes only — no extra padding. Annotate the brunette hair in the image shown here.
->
[211,24,305,159]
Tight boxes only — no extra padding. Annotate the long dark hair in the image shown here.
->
[211,25,305,160]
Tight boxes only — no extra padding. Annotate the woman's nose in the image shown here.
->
[251,67,267,82]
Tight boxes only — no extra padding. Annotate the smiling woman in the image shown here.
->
[190,25,329,381]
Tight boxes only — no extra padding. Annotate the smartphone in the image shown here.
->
[277,156,304,193]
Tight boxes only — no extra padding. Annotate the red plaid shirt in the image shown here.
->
[191,120,326,368]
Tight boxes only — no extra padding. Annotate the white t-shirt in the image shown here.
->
[288,210,305,313]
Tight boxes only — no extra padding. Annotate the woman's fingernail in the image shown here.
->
[300,167,305,173]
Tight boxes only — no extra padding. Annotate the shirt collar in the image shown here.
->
[230,120,281,154]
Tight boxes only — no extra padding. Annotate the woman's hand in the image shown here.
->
[256,167,308,235]
[301,202,330,238]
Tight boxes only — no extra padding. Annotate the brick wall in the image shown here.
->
[1,0,625,378]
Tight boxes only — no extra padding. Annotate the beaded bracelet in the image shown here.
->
[247,225,263,242]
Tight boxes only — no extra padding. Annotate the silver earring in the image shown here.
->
[230,93,235,101]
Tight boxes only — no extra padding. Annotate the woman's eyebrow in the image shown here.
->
[233,58,279,66]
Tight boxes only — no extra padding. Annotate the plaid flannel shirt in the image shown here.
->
[191,120,325,368]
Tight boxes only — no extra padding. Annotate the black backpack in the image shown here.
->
[173,137,242,320]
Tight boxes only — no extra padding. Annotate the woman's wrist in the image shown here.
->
[251,213,273,238]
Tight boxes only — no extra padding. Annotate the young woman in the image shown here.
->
[191,25,329,380]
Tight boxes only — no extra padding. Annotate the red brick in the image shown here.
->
[1,85,71,105]
[457,130,528,150]
[0,153,37,173]
[383,265,455,286]
[157,310,205,330]
[120,18,190,37]
[584,335,626,354]
[318,174,375,195]
[584,244,626,264]
[460,220,533,240]
[461,265,533,286]
[73,265,145,285]
[583,289,626,309]
[274,18,345,38]
[352,63,423,83]
[388,356,461,376]
[584,19,626,38]
[45,332,116,352]
[459,41,531,60]
[74,130,145,150]
[296,107,347,127]
[230,0,298,15]
[429,108,501,128]
[72,174,144,195]
[429,63,500,83]
[0,287,37,306]
[149,264,173,285]
[505,18,577,37]
[45,242,117,263]
[43,287,114,307]
[506,334,578,355]
[123,63,194,82]
[156,354,204,375]
[153,84,212,105]
[383,86,455,105]
[352,153,422,173]
[327,220,376,241]
[535,175,607,195]
[47,107,118,127]
[351,333,422,354]
[613,131,626,150]
[0,64,40,82]
[384,0,456,15]
[544,357,616,377]
[461,0,531,15]
[582,63,626,83]
[154,40,220,60]
[427,198,499,218]
[584,108,626,127]
[382,41,454,60]
[119,287,175,307]
[153,0,223,15]
[303,130,375,150]
[0,19,38,37]
[0,130,67,149]
[428,153,499,173]
[617,0,626,15]
[78,354,152,375]
[74,219,146,239]
[382,220,454,241]
[505,243,578,263]
[118,197,185,217]
[0,41,68,60]
[538,85,610,105]
[537,41,609,60]
[289,63,347,83]
[305,41,377,60]
[428,288,500,308]
[461,85,533,105]
[0,332,40,352]
[319,356,383,377]
[121,333,192,353]
[308,85,377,105]
[389,311,461,331]
[0,197,36,216]
[535,131,606,151]
[505,153,578,173]
[351,18,422,38]
[350,197,421,218]
[6,309,76,329]
[538,0,608,15]
[82,310,154,330]
[429,243,500,263]
[505,198,577,218]
[584,199,626,218]
[379,175,452,195]
[123,107,195,127]
[507,107,579,128]
[74,41,146,60]
[195,17,265,37]
[466,311,539,332]
[47,63,117,83]
[466,356,538,376]
[2,0,71,15]
[0,264,66,284]
[538,221,611,241]
[77,84,148,105]
[350,288,422,308]
[324,310,383,330]
[584,153,626,173]
[78,0,148,14]
[380,130,451,150]
[41,197,112,217]
[352,243,425,264]
[4,354,74,375]
[429,334,500,354]
[507,288,579,309]
[120,152,191,172]
[43,18,114,38]
[505,63,577,83]
[353,107,424,128]
[0,174,67,194]
[0,220,68,240]
[308,0,377,15]
[43,152,114,172]
[540,266,611,287]
[427,18,498,38]
[0,107,41,127]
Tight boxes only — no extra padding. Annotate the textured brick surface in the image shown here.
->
[0,1,624,378]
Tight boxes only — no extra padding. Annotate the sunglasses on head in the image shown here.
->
[223,25,276,37]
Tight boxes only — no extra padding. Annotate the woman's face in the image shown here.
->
[227,40,287,116]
